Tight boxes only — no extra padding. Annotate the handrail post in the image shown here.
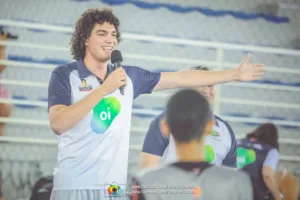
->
[214,47,224,116]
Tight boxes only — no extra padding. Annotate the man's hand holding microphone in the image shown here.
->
[100,50,127,96]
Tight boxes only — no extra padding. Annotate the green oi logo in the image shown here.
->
[236,147,256,169]
[205,145,215,163]
[91,97,121,134]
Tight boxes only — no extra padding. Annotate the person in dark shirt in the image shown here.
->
[237,123,281,200]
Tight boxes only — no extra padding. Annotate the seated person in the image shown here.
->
[237,123,281,200]
[131,89,253,200]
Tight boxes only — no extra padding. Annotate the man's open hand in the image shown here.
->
[235,54,266,82]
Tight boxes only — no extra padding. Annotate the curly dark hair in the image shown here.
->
[246,123,279,150]
[70,8,121,60]
[190,66,210,71]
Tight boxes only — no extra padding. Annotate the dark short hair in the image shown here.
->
[70,8,121,60]
[190,66,210,71]
[166,89,212,143]
[246,123,279,150]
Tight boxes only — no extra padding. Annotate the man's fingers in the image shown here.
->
[111,68,126,77]
[253,71,265,78]
[255,70,266,74]
[113,67,125,73]
[120,73,127,82]
[252,64,266,80]
[253,74,264,80]
[253,64,266,76]
[240,53,252,65]
[250,64,265,72]
[118,70,126,77]
[119,73,126,78]
[255,71,265,77]
[255,64,266,71]
[120,78,127,86]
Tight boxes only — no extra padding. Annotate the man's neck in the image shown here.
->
[83,55,108,80]
[175,140,206,162]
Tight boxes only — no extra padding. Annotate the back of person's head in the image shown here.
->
[246,123,279,150]
[164,89,212,143]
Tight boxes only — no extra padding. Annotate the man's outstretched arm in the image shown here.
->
[153,54,265,91]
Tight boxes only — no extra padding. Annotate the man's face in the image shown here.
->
[85,22,118,62]
[195,85,215,104]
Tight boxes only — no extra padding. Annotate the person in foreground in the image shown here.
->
[139,66,237,169]
[130,89,253,200]
[236,123,281,200]
[48,8,265,199]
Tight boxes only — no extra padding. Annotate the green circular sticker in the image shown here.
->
[236,147,256,168]
[205,145,215,163]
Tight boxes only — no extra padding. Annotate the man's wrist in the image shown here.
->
[97,86,108,97]
[230,68,239,81]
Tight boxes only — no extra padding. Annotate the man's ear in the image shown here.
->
[204,120,214,135]
[85,39,88,46]
[160,118,170,138]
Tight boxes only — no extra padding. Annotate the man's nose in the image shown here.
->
[105,35,116,44]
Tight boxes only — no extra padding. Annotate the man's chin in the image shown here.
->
[97,55,110,63]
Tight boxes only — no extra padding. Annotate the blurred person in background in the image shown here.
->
[0,27,13,136]
[131,89,253,200]
[47,7,265,200]
[139,66,237,169]
[237,123,281,200]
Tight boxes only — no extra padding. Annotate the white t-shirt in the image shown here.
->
[48,60,161,190]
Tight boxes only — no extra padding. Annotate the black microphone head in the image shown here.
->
[111,50,123,64]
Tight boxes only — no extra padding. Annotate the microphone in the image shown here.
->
[111,50,125,95]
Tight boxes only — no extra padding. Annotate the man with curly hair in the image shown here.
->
[48,8,265,200]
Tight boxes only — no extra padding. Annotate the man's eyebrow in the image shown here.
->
[96,29,106,33]
[95,29,117,34]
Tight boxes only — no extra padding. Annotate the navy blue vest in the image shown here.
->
[237,138,274,200]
